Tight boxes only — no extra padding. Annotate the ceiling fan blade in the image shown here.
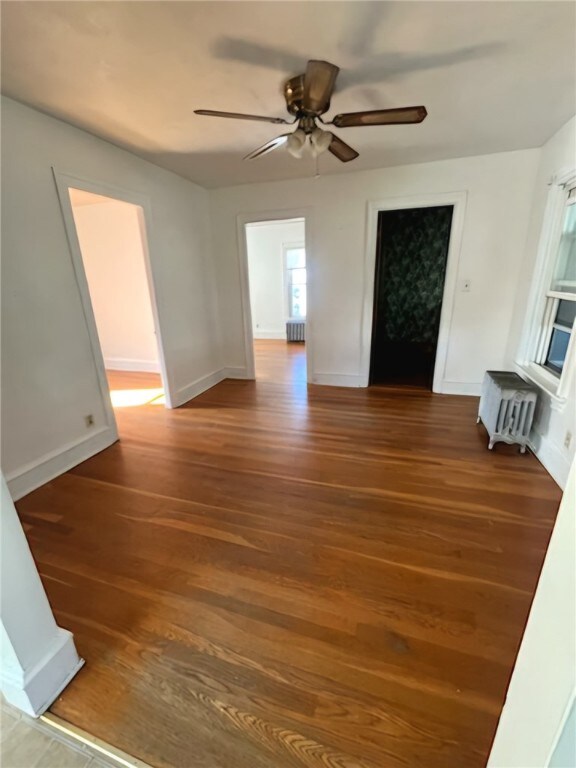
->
[243,134,289,160]
[331,106,427,128]
[328,134,359,163]
[194,110,288,125]
[303,60,340,115]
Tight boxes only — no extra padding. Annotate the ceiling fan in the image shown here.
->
[195,60,427,163]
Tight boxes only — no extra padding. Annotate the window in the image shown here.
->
[285,246,307,319]
[525,179,576,398]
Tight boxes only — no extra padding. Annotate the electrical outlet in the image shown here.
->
[85,414,94,428]
[564,431,572,450]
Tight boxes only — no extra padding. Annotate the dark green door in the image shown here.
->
[370,205,453,388]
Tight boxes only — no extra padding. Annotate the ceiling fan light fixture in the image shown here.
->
[310,127,332,156]
[286,128,306,158]
[195,59,426,166]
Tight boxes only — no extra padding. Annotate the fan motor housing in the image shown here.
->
[284,75,304,115]
[284,73,332,119]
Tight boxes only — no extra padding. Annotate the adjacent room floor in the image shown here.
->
[17,341,561,768]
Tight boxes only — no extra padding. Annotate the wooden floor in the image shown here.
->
[17,341,561,768]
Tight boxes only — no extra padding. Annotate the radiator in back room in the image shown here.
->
[286,321,305,342]
[477,371,538,453]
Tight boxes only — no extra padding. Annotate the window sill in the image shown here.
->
[516,363,568,411]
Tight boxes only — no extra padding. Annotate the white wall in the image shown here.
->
[211,148,540,390]
[488,458,575,767]
[1,96,222,499]
[0,473,83,715]
[72,198,160,372]
[246,219,305,339]
[507,116,576,489]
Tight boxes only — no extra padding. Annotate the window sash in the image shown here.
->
[535,295,576,377]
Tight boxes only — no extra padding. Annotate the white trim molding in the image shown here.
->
[172,369,228,408]
[172,367,255,406]
[223,366,251,380]
[253,331,286,340]
[104,358,161,373]
[439,381,482,397]
[51,168,175,409]
[310,372,365,388]
[361,191,468,393]
[1,629,85,718]
[530,421,574,489]
[516,167,576,399]
[6,427,117,502]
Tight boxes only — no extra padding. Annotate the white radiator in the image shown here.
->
[286,321,305,342]
[477,371,538,453]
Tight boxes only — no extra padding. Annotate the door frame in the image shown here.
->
[361,192,467,393]
[236,208,314,381]
[52,169,174,416]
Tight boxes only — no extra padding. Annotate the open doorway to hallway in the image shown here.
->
[244,218,307,384]
[68,188,166,428]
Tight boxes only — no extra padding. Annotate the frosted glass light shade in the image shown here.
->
[310,128,332,155]
[287,129,306,158]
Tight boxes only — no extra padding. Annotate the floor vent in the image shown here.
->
[286,321,305,342]
[477,371,538,452]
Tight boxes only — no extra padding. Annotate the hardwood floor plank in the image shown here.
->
[16,342,561,767]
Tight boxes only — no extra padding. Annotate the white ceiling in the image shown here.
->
[2,2,575,188]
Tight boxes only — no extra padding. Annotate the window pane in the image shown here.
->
[290,285,307,318]
[290,267,307,285]
[556,298,576,328]
[286,248,305,269]
[545,327,571,374]
[551,202,576,293]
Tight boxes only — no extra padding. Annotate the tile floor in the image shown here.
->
[1,700,126,768]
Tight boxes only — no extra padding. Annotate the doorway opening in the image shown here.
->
[244,218,307,384]
[68,188,167,429]
[369,205,454,388]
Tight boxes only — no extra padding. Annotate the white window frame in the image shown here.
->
[283,241,306,321]
[518,168,576,406]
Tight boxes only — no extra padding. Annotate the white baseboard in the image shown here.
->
[104,358,160,373]
[310,372,366,387]
[1,629,84,717]
[439,381,482,396]
[173,369,228,407]
[253,331,286,340]
[172,367,256,407]
[530,430,571,490]
[6,427,118,501]
[223,367,252,380]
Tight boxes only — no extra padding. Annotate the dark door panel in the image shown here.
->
[370,206,453,388]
